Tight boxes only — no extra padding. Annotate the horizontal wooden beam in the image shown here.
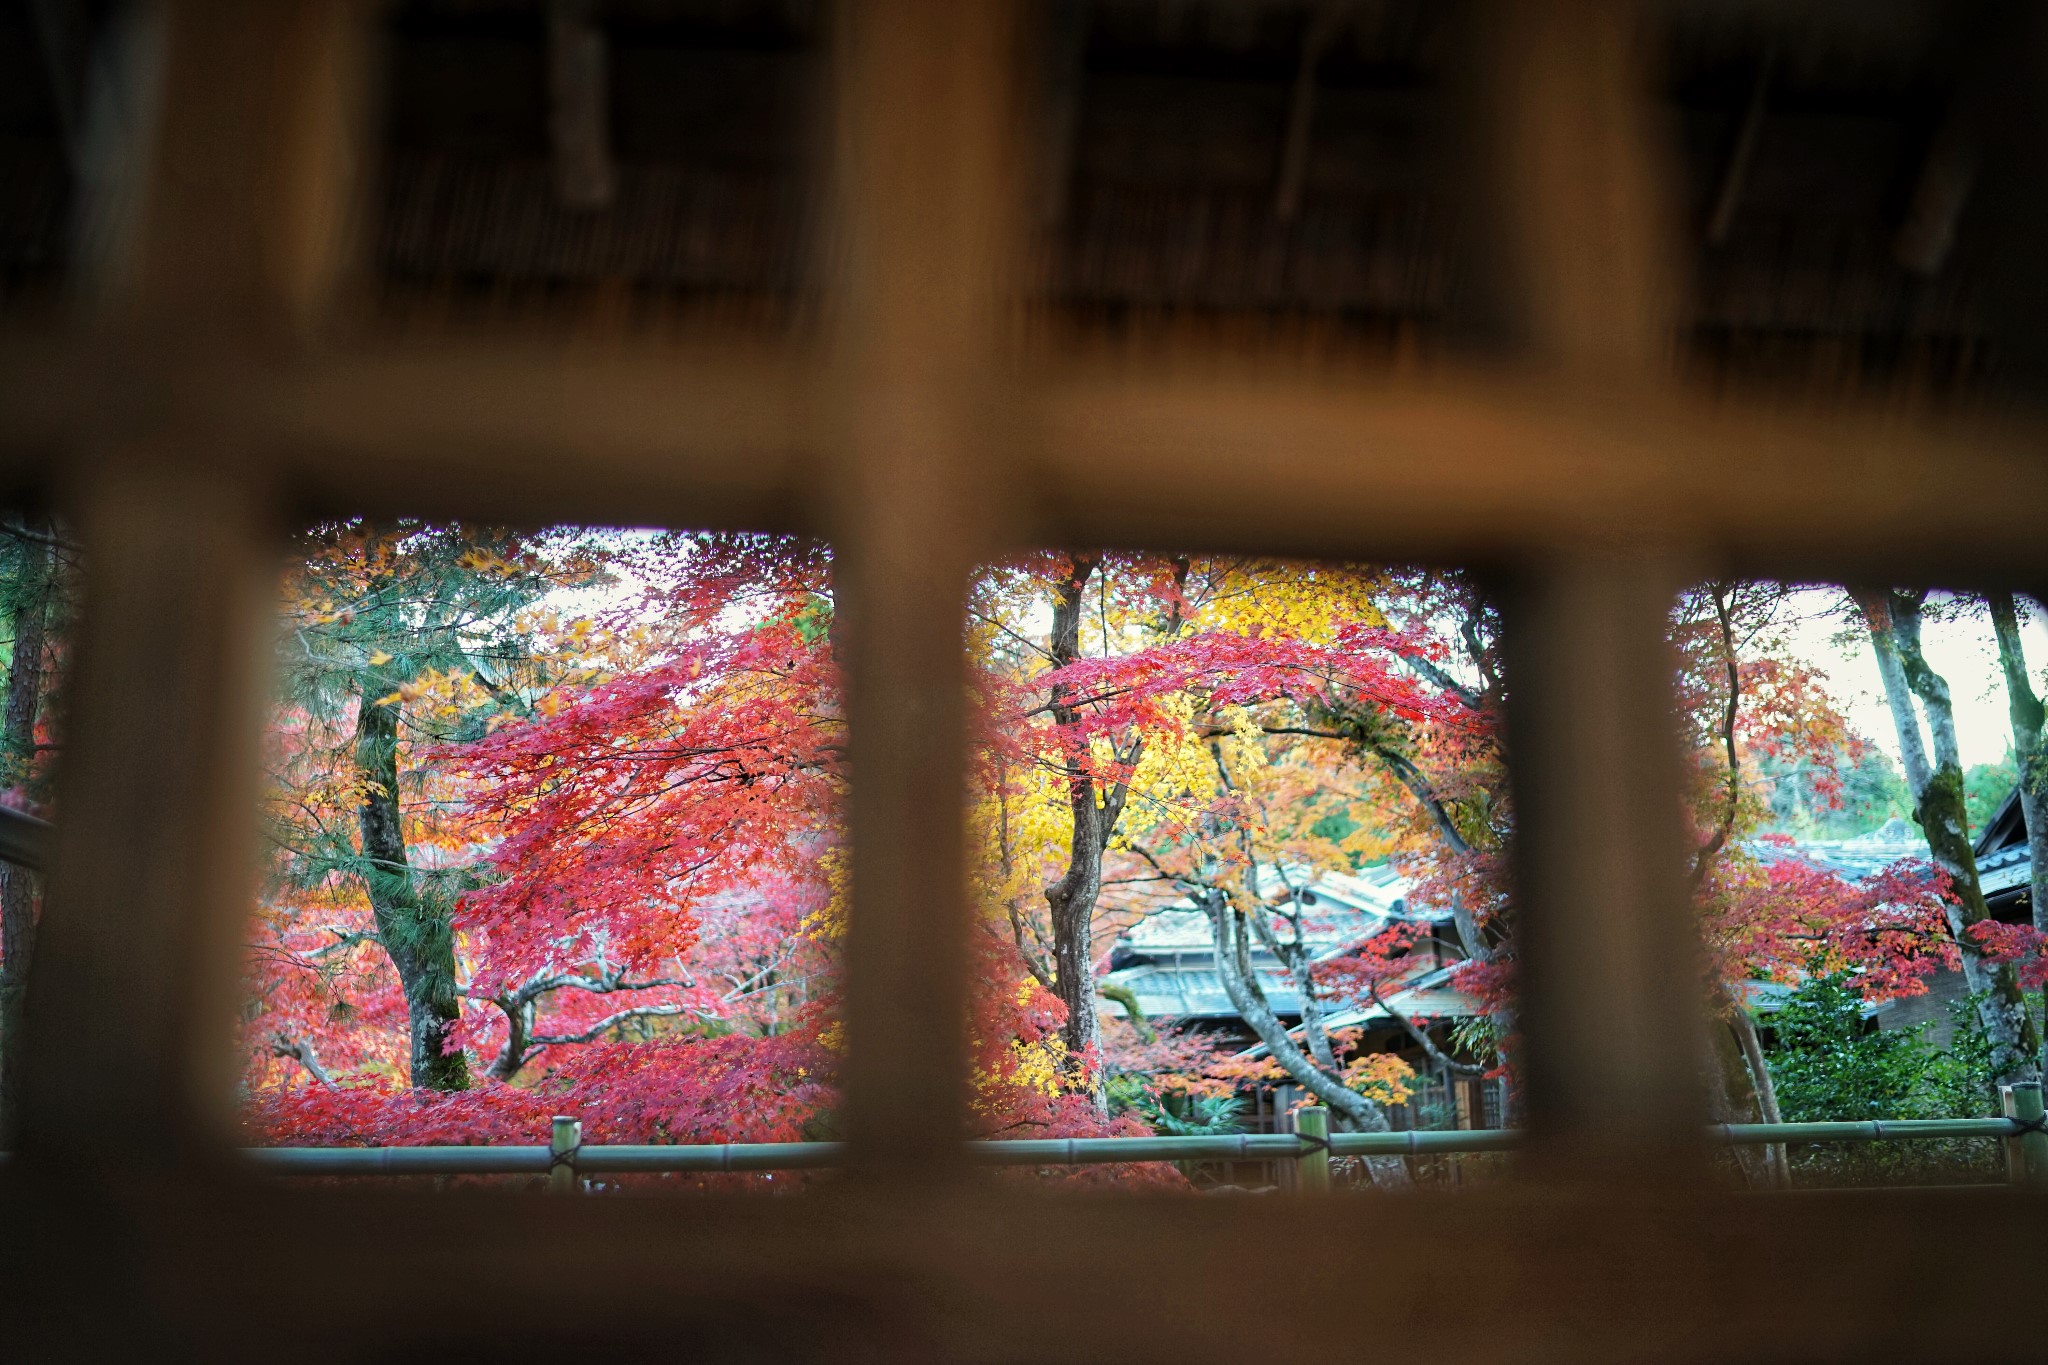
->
[1025,363,2048,581]
[0,1178,2036,1361]
[257,341,823,531]
[0,335,822,532]
[6,333,2048,586]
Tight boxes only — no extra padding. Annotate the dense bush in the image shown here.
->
[1763,970,2004,1187]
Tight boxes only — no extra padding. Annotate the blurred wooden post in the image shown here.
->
[549,1115,581,1194]
[85,0,371,338]
[1295,1105,1331,1194]
[1475,0,1678,373]
[14,0,365,1176]
[1476,0,1702,1174]
[827,0,1021,1183]
[2001,1083,2048,1188]
[18,466,276,1168]
[1504,550,1704,1167]
[548,0,617,209]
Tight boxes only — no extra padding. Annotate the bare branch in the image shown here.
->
[269,1033,336,1087]
[531,1004,687,1047]
[1392,648,1482,711]
[1362,981,1487,1077]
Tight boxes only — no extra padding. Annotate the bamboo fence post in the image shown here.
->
[2003,1083,2048,1189]
[549,1115,582,1194]
[2001,1086,2018,1183]
[1296,1106,1331,1194]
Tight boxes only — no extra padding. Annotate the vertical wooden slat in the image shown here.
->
[90,0,371,337]
[14,0,368,1165]
[827,0,1022,1177]
[549,0,618,211]
[1477,1,1703,1158]
[19,462,275,1164]
[1475,0,1679,372]
[1504,550,1703,1155]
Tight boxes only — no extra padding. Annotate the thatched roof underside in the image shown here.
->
[4,0,2043,398]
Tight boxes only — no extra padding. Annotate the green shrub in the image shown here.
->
[1763,969,2003,1187]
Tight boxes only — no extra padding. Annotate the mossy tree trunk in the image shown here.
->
[1860,590,2040,1085]
[1042,552,1111,1106]
[1987,590,2048,1072]
[354,687,470,1091]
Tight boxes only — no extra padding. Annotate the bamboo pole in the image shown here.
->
[2001,1085,2021,1183]
[2002,1083,2048,1189]
[549,1116,581,1194]
[226,1117,2030,1178]
[1295,1106,1332,1194]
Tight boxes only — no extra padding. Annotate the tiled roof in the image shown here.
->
[1978,842,2032,897]
[1107,961,1303,1020]
[1236,966,1484,1059]
[1103,864,1456,1022]
[1756,802,2038,900]
[1118,862,1443,954]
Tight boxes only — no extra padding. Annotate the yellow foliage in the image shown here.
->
[1340,1052,1417,1106]
[968,1031,1078,1113]
[798,848,850,941]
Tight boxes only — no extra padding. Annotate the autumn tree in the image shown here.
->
[260,522,610,1090]
[1985,591,2048,1065]
[249,530,1160,1168]
[979,552,1197,1088]
[1303,570,1511,1067]
[1856,588,2040,1084]
[972,556,1486,1165]
[248,528,846,1140]
[1665,582,1992,1183]
[442,533,844,1082]
[1674,581,1808,1181]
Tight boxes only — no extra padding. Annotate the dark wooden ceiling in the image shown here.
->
[4,0,2042,399]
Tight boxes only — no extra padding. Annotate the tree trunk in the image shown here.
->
[1987,591,2048,1070]
[1042,553,1108,1104]
[1727,1002,1788,1185]
[355,689,470,1090]
[1290,944,1341,1072]
[1310,695,1519,1082]
[1704,1013,1780,1187]
[1860,591,2040,1084]
[1730,1006,1783,1126]
[1203,891,1408,1187]
[0,528,53,1131]
[488,994,535,1081]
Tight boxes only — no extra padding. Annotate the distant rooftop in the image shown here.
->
[1754,816,1927,880]
[1119,862,1447,955]
[1105,863,1455,1021]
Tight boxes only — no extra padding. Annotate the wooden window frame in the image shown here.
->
[1,2,2043,1358]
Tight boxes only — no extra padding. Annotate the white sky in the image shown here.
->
[1774,588,2048,768]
